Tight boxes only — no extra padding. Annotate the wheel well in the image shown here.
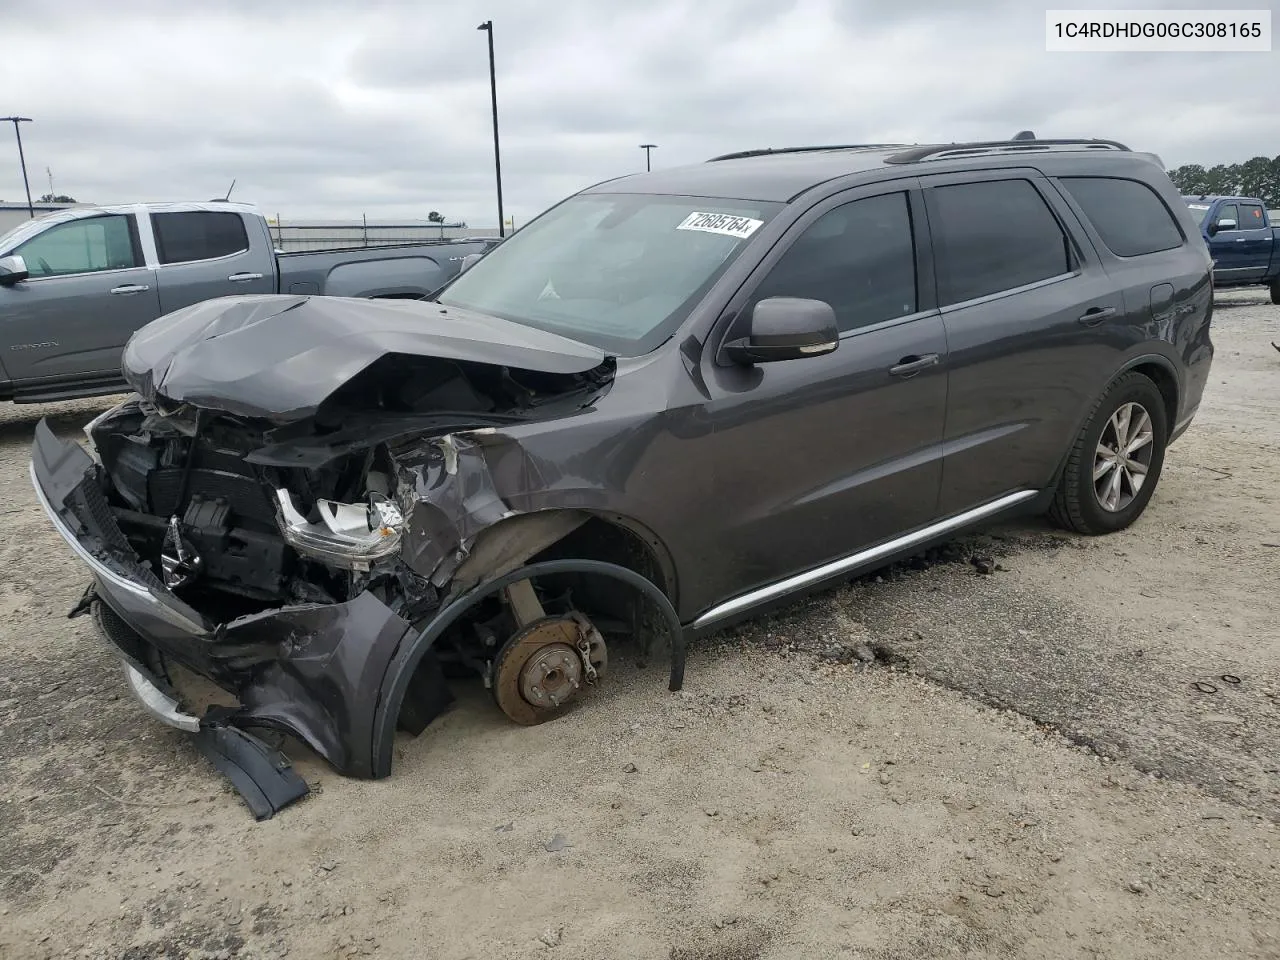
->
[531,515,673,600]
[525,515,677,642]
[1130,362,1178,432]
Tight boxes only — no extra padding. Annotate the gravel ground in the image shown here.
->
[1,289,1277,960]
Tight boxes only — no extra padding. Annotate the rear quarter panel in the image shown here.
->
[1043,159,1214,438]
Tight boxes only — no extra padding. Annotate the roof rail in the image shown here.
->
[885,138,1131,164]
[707,144,906,162]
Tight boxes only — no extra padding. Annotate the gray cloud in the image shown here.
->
[1,0,1276,226]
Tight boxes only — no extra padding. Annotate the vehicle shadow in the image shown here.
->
[0,398,120,444]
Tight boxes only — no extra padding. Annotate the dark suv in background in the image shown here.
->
[32,135,1213,813]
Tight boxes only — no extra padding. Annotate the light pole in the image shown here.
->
[476,21,505,237]
[1,117,34,217]
[639,143,657,172]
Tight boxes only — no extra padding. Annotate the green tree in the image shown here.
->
[1168,164,1210,195]
[38,193,77,203]
[1236,156,1280,208]
[1167,158,1280,206]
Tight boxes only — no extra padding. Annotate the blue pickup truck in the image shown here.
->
[1182,195,1280,304]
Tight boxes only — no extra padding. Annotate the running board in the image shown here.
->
[692,490,1039,629]
[12,376,129,404]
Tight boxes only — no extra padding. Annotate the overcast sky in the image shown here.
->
[2,0,1276,225]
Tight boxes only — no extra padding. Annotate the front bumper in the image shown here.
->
[29,419,454,794]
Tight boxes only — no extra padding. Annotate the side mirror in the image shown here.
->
[724,297,839,365]
[458,253,483,275]
[0,254,29,286]
[1210,218,1237,234]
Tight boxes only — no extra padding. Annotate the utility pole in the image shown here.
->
[639,143,657,172]
[1,117,34,217]
[476,21,505,238]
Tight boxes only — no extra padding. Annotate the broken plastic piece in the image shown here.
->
[194,720,310,821]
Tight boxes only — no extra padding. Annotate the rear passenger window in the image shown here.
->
[929,179,1070,306]
[151,211,249,264]
[750,192,916,333]
[1238,203,1266,229]
[1059,177,1184,257]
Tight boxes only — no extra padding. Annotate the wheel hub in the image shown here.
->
[519,643,582,708]
[492,613,607,725]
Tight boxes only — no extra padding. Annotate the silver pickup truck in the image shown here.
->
[0,201,499,403]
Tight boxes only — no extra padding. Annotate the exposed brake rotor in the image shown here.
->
[492,612,608,725]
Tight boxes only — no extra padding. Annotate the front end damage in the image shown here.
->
[30,298,684,817]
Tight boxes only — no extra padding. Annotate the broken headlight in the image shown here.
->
[274,488,405,570]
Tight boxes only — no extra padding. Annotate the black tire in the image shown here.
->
[1048,372,1168,535]
[1270,278,1279,305]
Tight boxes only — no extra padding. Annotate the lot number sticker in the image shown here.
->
[677,212,764,239]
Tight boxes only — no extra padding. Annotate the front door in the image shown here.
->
[691,184,949,614]
[1207,202,1270,282]
[0,213,159,385]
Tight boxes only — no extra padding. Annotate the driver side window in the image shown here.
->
[14,215,140,277]
[750,192,917,333]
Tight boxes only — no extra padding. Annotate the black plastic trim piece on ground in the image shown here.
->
[370,558,684,779]
[194,720,310,821]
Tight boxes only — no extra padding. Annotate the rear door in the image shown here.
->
[694,182,951,609]
[150,210,275,314]
[0,213,160,384]
[923,171,1124,516]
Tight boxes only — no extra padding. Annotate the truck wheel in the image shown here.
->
[1048,372,1168,535]
[1270,278,1280,305]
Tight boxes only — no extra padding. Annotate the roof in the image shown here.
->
[0,200,262,252]
[587,139,1150,204]
[1180,194,1266,204]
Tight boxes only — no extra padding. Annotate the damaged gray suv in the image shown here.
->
[31,136,1214,816]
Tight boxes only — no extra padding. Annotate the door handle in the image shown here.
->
[1077,307,1116,326]
[228,272,265,281]
[109,284,150,295]
[1235,238,1247,242]
[888,353,940,377]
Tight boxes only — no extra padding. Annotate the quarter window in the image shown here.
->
[151,211,249,264]
[929,179,1071,306]
[1059,177,1184,257]
[750,192,917,333]
[13,215,139,277]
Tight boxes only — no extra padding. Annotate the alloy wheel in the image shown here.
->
[1093,401,1154,512]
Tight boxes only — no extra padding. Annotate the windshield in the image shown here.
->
[437,193,782,355]
[0,210,79,253]
[1183,200,1213,226]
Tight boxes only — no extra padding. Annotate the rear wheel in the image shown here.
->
[1049,372,1168,535]
[1270,277,1279,305]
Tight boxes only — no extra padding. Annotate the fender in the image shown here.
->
[369,558,685,779]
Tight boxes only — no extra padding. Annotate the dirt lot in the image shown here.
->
[2,289,1277,960]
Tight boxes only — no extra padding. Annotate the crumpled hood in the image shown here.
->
[121,294,607,422]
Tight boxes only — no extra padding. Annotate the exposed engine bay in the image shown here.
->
[86,348,623,729]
